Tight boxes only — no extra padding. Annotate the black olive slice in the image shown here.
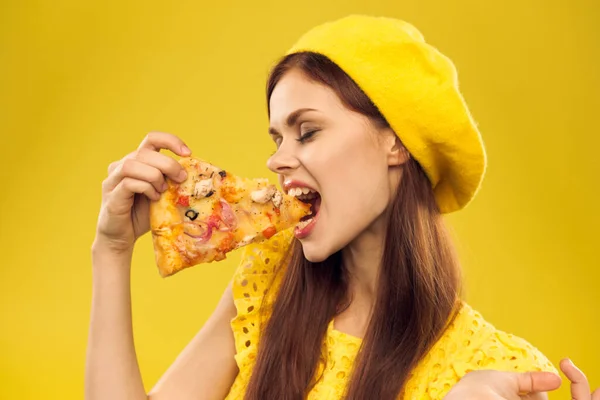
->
[185,209,199,221]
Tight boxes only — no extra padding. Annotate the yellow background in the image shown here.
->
[1,1,598,398]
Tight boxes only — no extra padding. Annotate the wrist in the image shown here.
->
[92,235,134,259]
[91,237,134,274]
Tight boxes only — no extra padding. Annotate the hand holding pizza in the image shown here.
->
[94,132,191,254]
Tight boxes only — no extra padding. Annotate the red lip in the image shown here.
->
[294,209,319,239]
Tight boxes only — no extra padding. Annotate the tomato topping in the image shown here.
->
[262,226,277,239]
[266,212,273,222]
[177,195,190,207]
[274,207,280,216]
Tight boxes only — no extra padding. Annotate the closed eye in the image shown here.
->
[296,130,319,144]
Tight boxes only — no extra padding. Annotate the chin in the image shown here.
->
[299,241,333,263]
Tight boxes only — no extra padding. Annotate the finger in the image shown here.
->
[560,358,591,400]
[113,177,160,204]
[135,148,187,183]
[138,131,191,157]
[516,371,562,394]
[107,151,136,175]
[103,159,167,194]
[108,161,119,175]
[591,388,600,400]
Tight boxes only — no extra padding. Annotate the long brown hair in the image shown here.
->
[244,52,462,399]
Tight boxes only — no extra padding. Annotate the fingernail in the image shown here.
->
[177,170,188,182]
[181,145,191,155]
[161,182,169,191]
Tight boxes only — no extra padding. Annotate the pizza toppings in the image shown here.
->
[262,226,277,239]
[182,222,203,236]
[218,199,237,229]
[250,185,277,204]
[185,209,199,221]
[183,201,238,244]
[150,156,312,277]
[193,178,214,198]
[271,191,282,208]
[183,222,211,242]
[177,195,190,207]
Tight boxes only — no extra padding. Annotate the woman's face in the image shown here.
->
[267,69,403,262]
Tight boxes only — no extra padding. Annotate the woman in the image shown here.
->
[85,15,597,399]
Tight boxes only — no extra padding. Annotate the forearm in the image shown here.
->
[85,244,147,400]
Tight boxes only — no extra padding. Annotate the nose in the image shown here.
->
[267,143,301,174]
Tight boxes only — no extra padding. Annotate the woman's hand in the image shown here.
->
[560,358,600,400]
[443,369,560,399]
[444,358,598,400]
[94,132,191,254]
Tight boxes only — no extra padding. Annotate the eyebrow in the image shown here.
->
[268,108,317,136]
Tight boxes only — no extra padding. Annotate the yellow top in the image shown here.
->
[225,229,556,399]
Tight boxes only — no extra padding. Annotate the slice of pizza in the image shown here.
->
[149,157,311,277]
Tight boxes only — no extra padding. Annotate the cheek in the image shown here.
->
[310,131,378,176]
[320,144,390,219]
[323,137,387,196]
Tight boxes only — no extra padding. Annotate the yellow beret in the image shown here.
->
[287,15,487,213]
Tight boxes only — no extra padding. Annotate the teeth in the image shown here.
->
[288,187,317,197]
[296,217,314,229]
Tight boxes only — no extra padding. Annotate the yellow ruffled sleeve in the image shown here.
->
[406,303,557,399]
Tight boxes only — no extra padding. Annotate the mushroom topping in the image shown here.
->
[193,178,214,198]
[250,185,277,204]
[271,191,282,208]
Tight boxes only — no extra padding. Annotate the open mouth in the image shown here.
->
[287,186,321,237]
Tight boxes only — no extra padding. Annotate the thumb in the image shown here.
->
[515,371,562,394]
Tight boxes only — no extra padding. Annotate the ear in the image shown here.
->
[383,130,410,167]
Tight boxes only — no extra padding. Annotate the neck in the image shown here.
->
[341,216,387,311]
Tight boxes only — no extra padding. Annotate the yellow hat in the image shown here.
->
[287,15,487,213]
